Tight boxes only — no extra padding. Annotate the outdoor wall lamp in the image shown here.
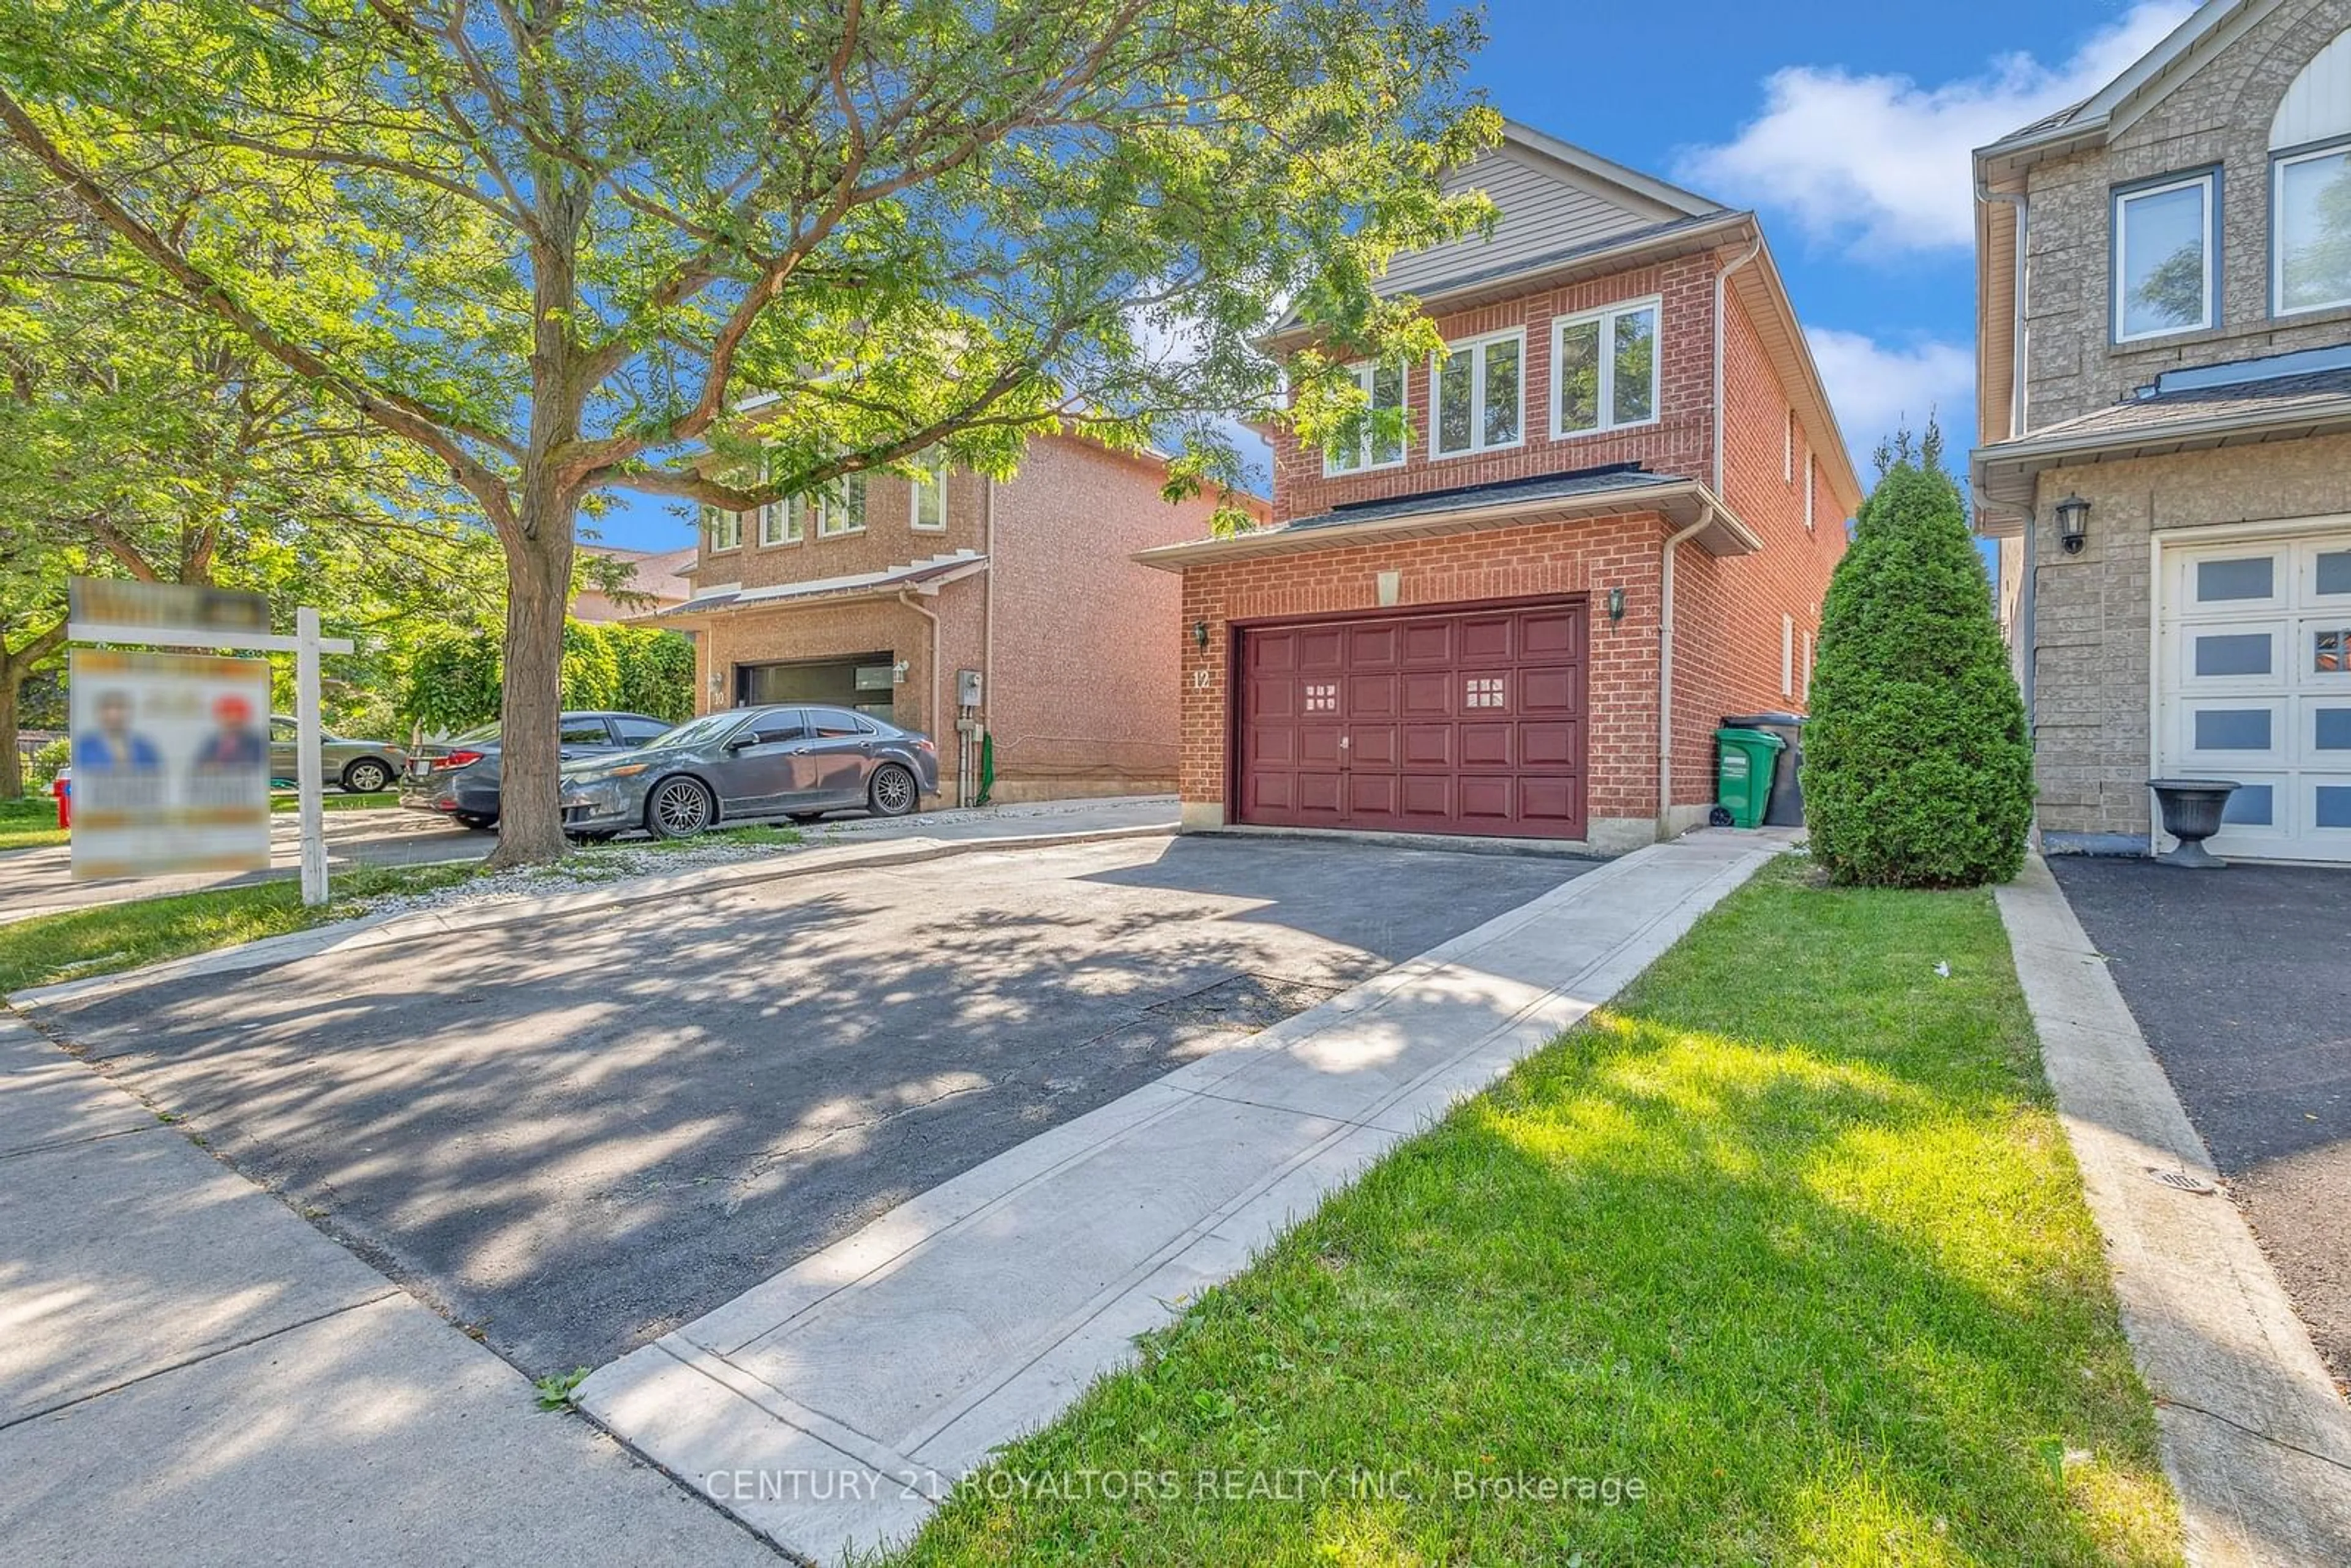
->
[1606,587,1626,622]
[1193,619,1210,650]
[2054,493,2090,555]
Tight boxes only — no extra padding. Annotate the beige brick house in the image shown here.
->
[657,431,1254,806]
[1974,0,2351,863]
[1139,122,1856,852]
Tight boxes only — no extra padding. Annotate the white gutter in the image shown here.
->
[1656,505,1717,834]
[1712,236,1763,493]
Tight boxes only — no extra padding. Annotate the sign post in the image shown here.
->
[68,580,353,907]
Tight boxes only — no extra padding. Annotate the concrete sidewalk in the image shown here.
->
[577,829,1784,1564]
[0,1010,776,1567]
[1997,857,2351,1567]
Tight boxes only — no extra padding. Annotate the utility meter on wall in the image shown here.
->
[957,669,983,708]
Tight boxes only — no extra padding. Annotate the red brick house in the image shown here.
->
[658,430,1261,806]
[1139,122,1860,852]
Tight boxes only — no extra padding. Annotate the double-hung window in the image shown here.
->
[702,503,741,552]
[2274,141,2351,315]
[1431,329,1524,458]
[2113,171,2217,340]
[815,473,869,538]
[1324,361,1406,475]
[1554,299,1659,438]
[910,448,949,531]
[756,451,800,546]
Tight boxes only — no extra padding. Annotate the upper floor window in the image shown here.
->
[702,503,741,552]
[815,473,869,538]
[1323,361,1406,476]
[756,452,800,546]
[2113,171,2216,341]
[2272,29,2351,316]
[2274,144,2351,315]
[1432,329,1523,458]
[1554,299,1659,438]
[910,448,949,531]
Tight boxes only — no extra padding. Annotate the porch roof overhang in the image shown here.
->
[1133,472,1758,571]
[1971,391,2351,536]
[659,550,988,618]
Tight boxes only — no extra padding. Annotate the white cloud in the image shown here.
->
[1679,2,2194,253]
[1806,327,1975,457]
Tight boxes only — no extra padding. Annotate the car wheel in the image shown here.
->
[787,811,825,824]
[868,763,918,819]
[452,812,497,831]
[647,777,714,839]
[341,759,391,793]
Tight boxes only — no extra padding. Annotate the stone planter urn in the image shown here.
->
[2148,778,2241,869]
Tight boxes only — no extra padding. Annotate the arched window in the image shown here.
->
[2272,29,2351,315]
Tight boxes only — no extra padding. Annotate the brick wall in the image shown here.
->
[2018,0,2351,427]
[988,437,1231,798]
[697,462,983,591]
[1174,516,1670,836]
[1265,257,1721,520]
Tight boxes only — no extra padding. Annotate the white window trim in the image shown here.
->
[1803,454,1816,533]
[910,450,950,532]
[814,474,869,539]
[703,503,742,553]
[1802,631,1815,700]
[1322,361,1409,478]
[1783,408,1795,484]
[1781,613,1796,697]
[755,448,801,547]
[1428,327,1526,461]
[1551,296,1663,440]
[2112,171,2216,343]
[2272,141,2351,318]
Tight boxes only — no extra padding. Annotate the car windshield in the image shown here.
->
[640,710,748,751]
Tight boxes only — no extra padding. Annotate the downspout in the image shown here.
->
[898,588,947,803]
[1657,506,1717,836]
[981,475,997,800]
[1663,236,1766,837]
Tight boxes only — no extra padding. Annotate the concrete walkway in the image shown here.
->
[577,829,1784,1564]
[1997,857,2351,1567]
[0,1012,776,1567]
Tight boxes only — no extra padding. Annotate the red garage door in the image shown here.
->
[1236,600,1588,840]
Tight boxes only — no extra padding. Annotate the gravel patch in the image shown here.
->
[345,837,806,921]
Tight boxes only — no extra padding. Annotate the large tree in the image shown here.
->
[0,0,1493,863]
[0,151,503,782]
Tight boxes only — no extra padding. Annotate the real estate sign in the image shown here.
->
[69,648,271,880]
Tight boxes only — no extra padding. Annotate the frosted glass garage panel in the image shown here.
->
[2191,631,2274,678]
[2316,707,2351,751]
[2318,549,2351,598]
[2193,707,2273,750]
[2316,784,2351,829]
[2223,782,2276,825]
[2196,556,2277,603]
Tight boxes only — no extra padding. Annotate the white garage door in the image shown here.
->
[2157,532,2351,862]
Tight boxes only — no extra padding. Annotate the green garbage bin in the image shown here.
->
[1713,727,1787,830]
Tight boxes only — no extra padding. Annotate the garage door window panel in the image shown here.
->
[2194,553,2283,607]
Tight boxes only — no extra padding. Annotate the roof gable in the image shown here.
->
[1977,0,2280,167]
[1378,122,1724,298]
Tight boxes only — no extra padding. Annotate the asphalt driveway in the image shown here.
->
[31,834,1586,1376]
[2051,856,2351,1388]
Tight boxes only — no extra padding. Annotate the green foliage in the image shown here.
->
[1804,447,2033,888]
[534,1367,591,1412]
[26,733,64,785]
[402,621,692,733]
[400,629,503,737]
[610,626,695,724]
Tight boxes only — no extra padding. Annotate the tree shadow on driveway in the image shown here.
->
[31,836,1580,1377]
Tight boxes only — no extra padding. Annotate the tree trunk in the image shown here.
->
[0,669,21,800]
[484,481,576,869]
[0,620,67,800]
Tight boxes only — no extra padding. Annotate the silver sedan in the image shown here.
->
[559,704,940,839]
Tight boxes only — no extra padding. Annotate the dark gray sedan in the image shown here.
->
[559,704,940,839]
[400,709,673,830]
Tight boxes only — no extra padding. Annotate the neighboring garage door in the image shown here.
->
[1237,600,1587,840]
[2157,532,2351,862]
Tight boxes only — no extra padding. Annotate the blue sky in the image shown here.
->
[590,0,2191,552]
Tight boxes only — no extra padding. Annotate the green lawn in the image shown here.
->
[269,790,401,812]
[0,862,481,996]
[0,794,66,852]
[888,858,2180,1567]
